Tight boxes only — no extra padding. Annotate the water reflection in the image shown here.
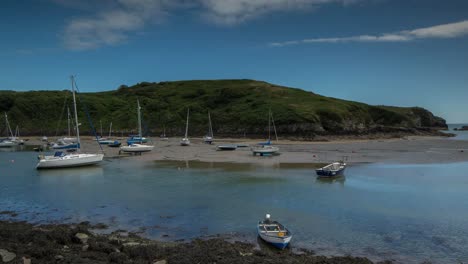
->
[37,165,104,177]
[315,176,346,185]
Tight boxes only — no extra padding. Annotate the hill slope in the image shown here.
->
[0,79,447,138]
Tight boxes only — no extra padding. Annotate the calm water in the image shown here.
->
[1,150,468,263]
[447,123,468,140]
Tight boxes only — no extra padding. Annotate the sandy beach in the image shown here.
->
[29,135,468,165]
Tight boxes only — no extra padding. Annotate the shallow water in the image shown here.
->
[447,123,468,140]
[1,151,467,263]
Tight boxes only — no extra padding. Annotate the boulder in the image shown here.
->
[0,249,16,263]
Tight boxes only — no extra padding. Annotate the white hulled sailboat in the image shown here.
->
[36,76,104,169]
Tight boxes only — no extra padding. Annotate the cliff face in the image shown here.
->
[0,80,447,138]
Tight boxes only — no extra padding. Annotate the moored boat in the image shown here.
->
[315,162,346,177]
[251,109,279,156]
[257,214,292,249]
[36,76,104,169]
[203,112,214,144]
[217,144,237,151]
[120,100,153,153]
[108,141,121,148]
[252,145,279,156]
[0,140,18,148]
[180,108,191,146]
[120,143,154,153]
[51,140,79,150]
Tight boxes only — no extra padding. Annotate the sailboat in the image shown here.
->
[0,113,21,147]
[120,100,154,153]
[0,113,17,147]
[36,76,104,169]
[98,122,115,145]
[12,125,25,145]
[52,107,79,149]
[251,109,279,156]
[203,112,214,144]
[180,108,190,146]
[160,125,169,141]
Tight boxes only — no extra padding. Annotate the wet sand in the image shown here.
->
[31,136,468,165]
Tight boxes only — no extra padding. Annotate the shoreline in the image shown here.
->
[0,219,391,264]
[21,135,468,165]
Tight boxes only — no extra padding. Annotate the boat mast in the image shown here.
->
[268,109,271,141]
[109,122,112,138]
[208,112,213,137]
[4,113,14,138]
[271,111,278,142]
[137,99,142,141]
[67,107,71,137]
[184,108,189,138]
[100,120,103,138]
[70,76,80,151]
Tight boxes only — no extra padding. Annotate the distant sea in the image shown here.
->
[446,123,468,140]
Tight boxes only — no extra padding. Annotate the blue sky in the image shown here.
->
[1,0,467,123]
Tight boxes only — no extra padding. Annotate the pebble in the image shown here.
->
[75,233,89,244]
[54,255,64,261]
[82,245,89,251]
[22,257,31,264]
[153,260,167,264]
[0,249,16,263]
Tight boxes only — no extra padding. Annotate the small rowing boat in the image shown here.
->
[257,214,292,249]
[316,162,346,177]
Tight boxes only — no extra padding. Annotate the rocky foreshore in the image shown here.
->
[0,220,392,264]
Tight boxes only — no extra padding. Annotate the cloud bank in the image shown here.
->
[60,0,361,50]
[270,20,468,47]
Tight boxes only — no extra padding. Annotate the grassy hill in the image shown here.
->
[0,79,447,138]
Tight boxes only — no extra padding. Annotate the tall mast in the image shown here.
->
[100,120,103,137]
[271,111,278,142]
[4,113,14,138]
[109,122,112,138]
[70,76,80,150]
[184,108,189,138]
[268,109,271,141]
[208,112,213,137]
[137,99,142,139]
[67,107,71,137]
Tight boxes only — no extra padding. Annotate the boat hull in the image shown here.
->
[315,162,346,177]
[257,228,292,249]
[120,144,154,152]
[180,138,190,146]
[0,141,18,148]
[252,146,279,156]
[51,143,80,150]
[36,153,104,169]
[126,137,147,145]
[217,145,237,151]
[98,139,115,145]
[316,168,345,177]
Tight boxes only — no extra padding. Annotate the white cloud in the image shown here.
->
[61,0,363,50]
[63,0,168,50]
[199,0,361,25]
[270,20,468,47]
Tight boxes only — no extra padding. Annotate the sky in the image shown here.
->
[1,0,467,123]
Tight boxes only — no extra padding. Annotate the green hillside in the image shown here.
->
[0,79,447,138]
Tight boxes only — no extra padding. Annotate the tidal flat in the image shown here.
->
[1,137,468,263]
